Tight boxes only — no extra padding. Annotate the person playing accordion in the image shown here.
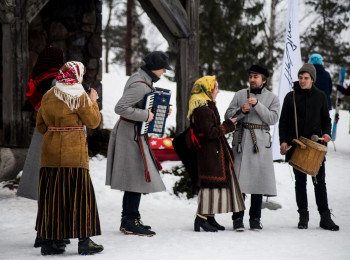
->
[106,51,172,237]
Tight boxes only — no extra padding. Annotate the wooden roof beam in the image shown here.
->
[138,0,191,52]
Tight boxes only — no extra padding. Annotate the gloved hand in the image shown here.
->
[222,118,236,133]
[336,84,343,92]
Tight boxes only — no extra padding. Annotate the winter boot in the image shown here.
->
[297,209,309,229]
[233,217,245,232]
[207,216,225,231]
[194,214,218,232]
[120,216,127,232]
[41,240,65,255]
[78,238,104,255]
[320,210,339,231]
[34,236,43,248]
[35,236,70,248]
[123,218,156,236]
[120,216,151,232]
[137,217,152,230]
[249,218,263,231]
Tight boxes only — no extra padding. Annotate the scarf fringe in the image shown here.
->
[187,99,209,119]
[53,87,92,111]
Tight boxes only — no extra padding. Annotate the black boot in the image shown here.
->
[41,240,65,255]
[123,218,156,236]
[233,217,245,232]
[120,216,151,232]
[207,216,225,231]
[34,236,43,248]
[320,210,339,231]
[194,214,218,232]
[78,238,104,255]
[137,217,152,230]
[120,216,127,232]
[249,218,263,231]
[35,236,70,248]
[297,209,309,229]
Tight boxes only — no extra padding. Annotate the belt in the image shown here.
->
[237,122,270,153]
[47,126,84,132]
[120,116,137,124]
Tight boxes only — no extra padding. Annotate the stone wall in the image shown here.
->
[28,0,103,109]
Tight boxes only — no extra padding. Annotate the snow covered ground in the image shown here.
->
[1,69,350,260]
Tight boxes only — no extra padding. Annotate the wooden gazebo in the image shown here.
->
[0,0,199,181]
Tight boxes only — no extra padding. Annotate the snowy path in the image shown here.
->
[1,115,350,259]
[1,70,349,259]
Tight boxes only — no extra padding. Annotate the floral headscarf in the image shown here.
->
[56,61,85,84]
[187,75,216,119]
[53,61,91,111]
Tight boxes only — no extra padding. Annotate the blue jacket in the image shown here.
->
[313,64,333,110]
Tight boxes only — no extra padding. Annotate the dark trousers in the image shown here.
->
[122,191,141,219]
[294,161,329,213]
[232,194,262,220]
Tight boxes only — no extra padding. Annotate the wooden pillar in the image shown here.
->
[1,0,30,147]
[175,0,199,134]
[138,0,199,134]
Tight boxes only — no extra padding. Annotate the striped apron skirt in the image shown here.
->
[35,167,101,240]
[197,164,245,215]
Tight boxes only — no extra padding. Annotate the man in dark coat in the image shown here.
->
[279,63,339,231]
[309,53,333,110]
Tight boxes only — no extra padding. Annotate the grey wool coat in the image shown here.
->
[106,68,166,193]
[225,87,280,196]
[16,129,42,200]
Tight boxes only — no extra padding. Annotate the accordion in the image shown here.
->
[139,87,171,135]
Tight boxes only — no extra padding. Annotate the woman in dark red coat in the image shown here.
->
[188,76,245,232]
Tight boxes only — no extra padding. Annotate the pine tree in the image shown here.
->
[199,0,266,91]
[103,1,149,72]
[302,1,350,67]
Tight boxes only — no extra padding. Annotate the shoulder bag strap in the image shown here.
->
[293,91,299,139]
[135,80,156,91]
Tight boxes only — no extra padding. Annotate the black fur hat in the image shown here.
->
[249,65,269,78]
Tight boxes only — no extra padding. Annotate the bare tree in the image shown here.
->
[125,0,139,75]
[104,0,115,73]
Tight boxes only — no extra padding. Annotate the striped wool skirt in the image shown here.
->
[35,167,101,240]
[197,165,245,215]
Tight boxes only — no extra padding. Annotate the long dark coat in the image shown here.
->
[313,64,333,110]
[279,82,331,162]
[192,101,236,188]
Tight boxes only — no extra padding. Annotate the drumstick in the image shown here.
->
[286,145,292,151]
[311,135,325,142]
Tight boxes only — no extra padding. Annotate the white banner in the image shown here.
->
[272,0,302,160]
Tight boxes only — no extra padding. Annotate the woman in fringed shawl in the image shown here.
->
[188,76,245,232]
[35,61,103,255]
